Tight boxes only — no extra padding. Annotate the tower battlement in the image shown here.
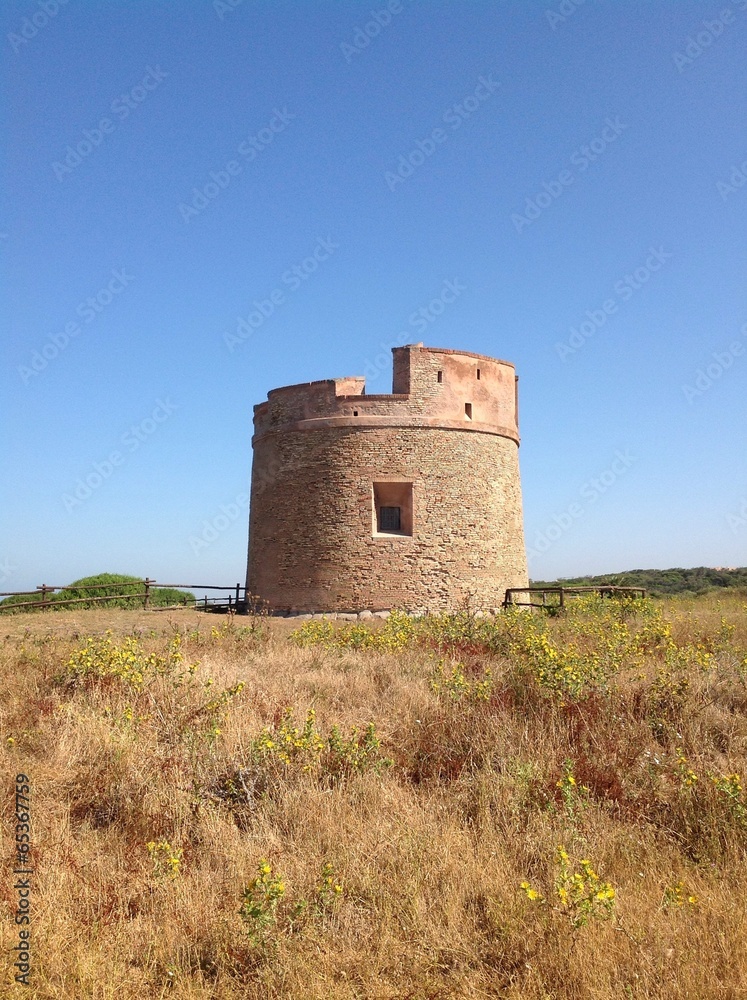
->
[252,344,519,444]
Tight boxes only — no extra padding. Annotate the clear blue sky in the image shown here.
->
[3,0,746,593]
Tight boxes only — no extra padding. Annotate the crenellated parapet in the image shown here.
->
[252,344,519,444]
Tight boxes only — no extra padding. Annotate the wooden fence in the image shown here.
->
[0,581,648,615]
[0,579,248,614]
[503,585,647,609]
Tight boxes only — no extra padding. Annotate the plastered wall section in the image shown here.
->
[254,345,519,439]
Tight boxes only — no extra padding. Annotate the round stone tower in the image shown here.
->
[246,343,528,613]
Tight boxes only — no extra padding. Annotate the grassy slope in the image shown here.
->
[529,565,747,596]
[1,594,746,998]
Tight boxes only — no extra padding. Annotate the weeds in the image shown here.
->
[147,839,183,880]
[60,631,193,691]
[240,709,392,785]
[2,592,747,997]
[662,880,698,908]
[712,772,747,829]
[240,860,286,946]
[521,845,616,931]
[239,859,343,948]
[555,759,589,822]
[430,660,493,702]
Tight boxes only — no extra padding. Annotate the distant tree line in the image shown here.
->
[529,566,747,597]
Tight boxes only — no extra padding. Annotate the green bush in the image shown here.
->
[0,573,194,612]
[530,566,747,597]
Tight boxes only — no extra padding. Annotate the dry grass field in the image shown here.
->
[2,593,747,998]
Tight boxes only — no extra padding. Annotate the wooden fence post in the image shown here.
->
[144,578,151,610]
[559,587,565,609]
[39,584,49,610]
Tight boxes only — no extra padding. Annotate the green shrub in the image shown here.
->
[0,573,194,612]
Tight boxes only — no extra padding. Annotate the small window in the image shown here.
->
[465,402,473,420]
[379,506,401,532]
[353,410,358,416]
[476,368,481,380]
[372,482,413,536]
[437,370,443,383]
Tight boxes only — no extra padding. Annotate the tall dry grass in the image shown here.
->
[1,593,747,998]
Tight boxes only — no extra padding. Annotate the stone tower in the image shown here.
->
[246,344,528,613]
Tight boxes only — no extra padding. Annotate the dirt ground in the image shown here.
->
[0,606,389,642]
[0,606,273,641]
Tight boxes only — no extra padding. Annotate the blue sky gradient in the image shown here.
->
[3,0,746,593]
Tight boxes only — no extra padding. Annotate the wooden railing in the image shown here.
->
[0,580,247,614]
[503,585,647,609]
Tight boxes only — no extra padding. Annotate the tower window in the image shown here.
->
[353,410,358,416]
[437,370,443,383]
[476,368,481,380]
[465,402,473,420]
[379,506,401,532]
[372,482,413,536]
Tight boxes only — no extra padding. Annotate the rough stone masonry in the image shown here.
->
[246,343,528,614]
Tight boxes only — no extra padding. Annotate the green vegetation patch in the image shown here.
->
[530,565,747,597]
[0,573,194,612]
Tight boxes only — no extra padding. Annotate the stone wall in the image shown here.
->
[246,344,528,613]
